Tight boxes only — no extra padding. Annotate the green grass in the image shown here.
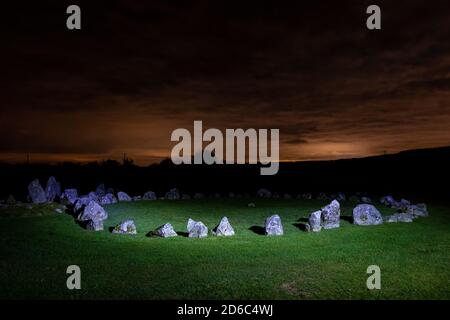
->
[0,199,449,299]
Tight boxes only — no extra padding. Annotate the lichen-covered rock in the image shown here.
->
[353,204,383,226]
[143,191,157,200]
[78,200,108,222]
[61,188,79,205]
[265,214,283,236]
[187,219,208,238]
[86,219,104,231]
[257,188,272,198]
[28,179,47,204]
[117,191,132,202]
[112,219,137,234]
[406,203,429,217]
[306,210,322,232]
[384,213,414,223]
[165,188,181,200]
[212,217,235,236]
[153,223,178,237]
[95,184,106,197]
[100,193,117,205]
[45,176,61,202]
[321,200,340,229]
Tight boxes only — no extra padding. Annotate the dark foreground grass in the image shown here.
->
[0,199,449,299]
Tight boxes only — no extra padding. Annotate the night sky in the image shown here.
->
[2,0,450,164]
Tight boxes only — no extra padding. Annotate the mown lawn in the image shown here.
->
[0,199,449,299]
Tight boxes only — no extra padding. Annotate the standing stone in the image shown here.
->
[336,192,346,201]
[143,191,157,200]
[302,193,312,200]
[95,184,106,197]
[100,193,117,205]
[112,219,137,234]
[212,217,235,236]
[61,188,79,205]
[153,223,178,237]
[353,204,383,226]
[321,200,340,229]
[28,179,47,204]
[117,191,132,202]
[86,220,104,231]
[360,196,372,204]
[187,219,208,238]
[380,195,396,207]
[257,188,272,198]
[78,200,108,222]
[165,188,181,200]
[88,191,99,202]
[306,210,322,232]
[74,195,93,212]
[265,214,283,236]
[406,203,429,217]
[45,176,61,202]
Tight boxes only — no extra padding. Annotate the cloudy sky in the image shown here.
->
[2,0,450,164]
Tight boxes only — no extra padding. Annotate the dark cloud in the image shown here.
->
[1,0,450,163]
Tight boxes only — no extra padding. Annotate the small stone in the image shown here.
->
[384,213,414,223]
[247,202,256,208]
[153,223,178,237]
[187,219,208,238]
[257,188,272,198]
[117,191,132,202]
[112,219,137,235]
[212,217,235,236]
[193,193,205,199]
[265,214,283,236]
[143,191,157,200]
[165,188,181,200]
[406,203,429,217]
[182,194,191,200]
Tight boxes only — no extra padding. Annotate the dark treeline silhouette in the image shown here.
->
[1,147,449,202]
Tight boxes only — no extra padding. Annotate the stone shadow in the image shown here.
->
[249,225,265,235]
[293,222,308,232]
[340,215,353,223]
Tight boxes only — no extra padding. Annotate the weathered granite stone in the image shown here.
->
[265,214,283,236]
[45,176,61,202]
[257,188,272,198]
[384,213,414,223]
[112,219,137,234]
[86,219,104,231]
[321,200,340,229]
[165,188,181,200]
[187,219,208,238]
[353,204,383,226]
[100,193,117,205]
[212,217,235,236]
[28,179,47,204]
[78,200,108,222]
[117,191,132,202]
[153,223,178,237]
[61,188,79,205]
[143,191,157,200]
[95,184,106,197]
[307,210,322,232]
[406,203,429,217]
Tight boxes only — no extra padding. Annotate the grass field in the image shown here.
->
[0,199,449,299]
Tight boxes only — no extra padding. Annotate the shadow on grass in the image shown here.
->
[293,222,308,232]
[249,225,265,235]
[297,217,308,223]
[341,215,354,224]
[176,231,189,237]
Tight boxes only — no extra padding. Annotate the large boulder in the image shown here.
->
[78,200,108,222]
[28,179,47,204]
[86,220,104,231]
[153,223,178,238]
[353,204,383,226]
[112,219,137,235]
[306,210,322,232]
[212,217,235,236]
[265,214,283,236]
[100,193,117,205]
[165,188,181,200]
[95,184,106,197]
[384,213,414,223]
[45,176,61,202]
[117,191,132,202]
[257,188,272,198]
[187,219,208,238]
[406,203,429,217]
[74,195,93,212]
[143,191,157,200]
[61,188,79,205]
[321,200,340,229]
